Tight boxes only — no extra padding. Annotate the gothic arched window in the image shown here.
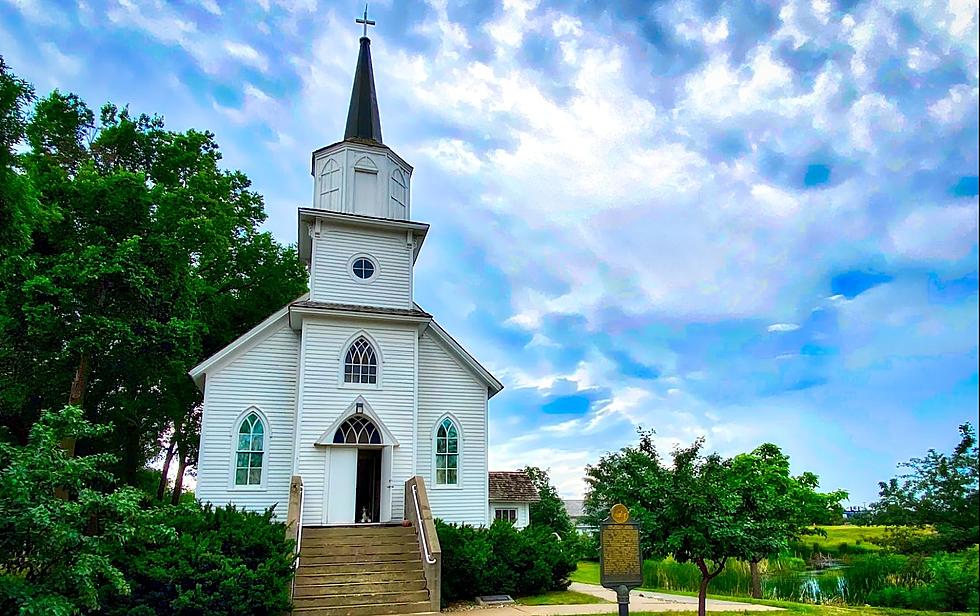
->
[344,336,378,384]
[390,169,407,219]
[235,412,264,486]
[333,415,382,445]
[319,159,340,210]
[435,417,459,485]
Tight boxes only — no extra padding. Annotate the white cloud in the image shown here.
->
[768,323,801,332]
[201,0,221,16]
[223,41,268,72]
[888,205,979,262]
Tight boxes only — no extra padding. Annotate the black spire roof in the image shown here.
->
[344,36,383,144]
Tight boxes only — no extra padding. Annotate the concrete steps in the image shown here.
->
[294,525,430,615]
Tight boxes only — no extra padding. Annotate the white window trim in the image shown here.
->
[337,330,383,390]
[493,507,518,524]
[431,413,463,490]
[347,253,379,284]
[228,405,270,492]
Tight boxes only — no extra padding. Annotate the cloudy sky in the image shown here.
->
[3,0,978,504]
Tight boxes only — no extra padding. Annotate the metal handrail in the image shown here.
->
[411,483,437,565]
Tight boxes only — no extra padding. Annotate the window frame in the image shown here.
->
[229,407,269,491]
[338,331,383,390]
[347,253,379,284]
[432,415,462,489]
[494,507,518,525]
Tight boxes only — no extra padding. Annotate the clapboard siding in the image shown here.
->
[417,332,489,526]
[296,318,418,524]
[310,225,412,309]
[196,318,298,517]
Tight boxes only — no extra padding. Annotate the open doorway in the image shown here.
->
[355,448,382,523]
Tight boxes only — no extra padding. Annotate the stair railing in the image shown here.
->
[286,475,304,598]
[404,476,441,611]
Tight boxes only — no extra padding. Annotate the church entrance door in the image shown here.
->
[325,446,388,524]
[355,448,382,523]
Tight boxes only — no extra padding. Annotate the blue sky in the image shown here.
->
[2,0,977,504]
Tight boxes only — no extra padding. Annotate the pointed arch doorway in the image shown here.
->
[316,397,398,524]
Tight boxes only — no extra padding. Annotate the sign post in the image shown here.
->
[599,504,642,616]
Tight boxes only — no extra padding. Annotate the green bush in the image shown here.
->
[435,519,576,603]
[100,503,296,615]
[0,406,167,615]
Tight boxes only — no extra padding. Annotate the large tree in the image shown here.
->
[870,423,978,550]
[522,465,574,538]
[583,431,756,616]
[731,444,846,597]
[0,61,308,491]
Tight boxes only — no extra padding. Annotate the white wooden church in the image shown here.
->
[188,28,513,529]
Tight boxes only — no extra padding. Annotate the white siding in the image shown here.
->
[196,319,298,518]
[295,318,418,524]
[310,224,412,309]
[490,502,531,529]
[417,332,489,526]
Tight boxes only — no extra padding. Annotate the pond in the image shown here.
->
[763,561,850,604]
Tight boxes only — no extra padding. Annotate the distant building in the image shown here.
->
[489,471,540,529]
[842,506,870,521]
[563,499,595,533]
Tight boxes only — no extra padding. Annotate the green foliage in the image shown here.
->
[731,443,848,564]
[0,62,308,491]
[100,503,296,615]
[522,465,574,538]
[870,424,979,551]
[0,406,168,615]
[583,431,767,614]
[435,519,577,604]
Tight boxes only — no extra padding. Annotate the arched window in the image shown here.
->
[344,336,378,384]
[235,412,264,485]
[333,415,382,445]
[435,417,459,485]
[390,169,407,219]
[319,159,340,210]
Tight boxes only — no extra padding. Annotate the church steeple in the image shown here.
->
[344,13,382,144]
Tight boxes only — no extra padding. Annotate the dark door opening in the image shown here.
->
[355,448,382,523]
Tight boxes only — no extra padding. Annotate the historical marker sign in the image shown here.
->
[600,504,642,616]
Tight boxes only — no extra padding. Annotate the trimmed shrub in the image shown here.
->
[100,503,296,615]
[436,519,576,603]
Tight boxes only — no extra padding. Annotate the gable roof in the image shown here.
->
[563,499,585,518]
[187,293,308,389]
[489,471,540,502]
[420,310,504,398]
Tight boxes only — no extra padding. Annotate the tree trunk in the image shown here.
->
[61,352,90,457]
[171,452,189,505]
[157,434,177,500]
[750,559,762,599]
[696,559,709,616]
[698,576,709,616]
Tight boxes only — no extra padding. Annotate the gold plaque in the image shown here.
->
[610,503,629,524]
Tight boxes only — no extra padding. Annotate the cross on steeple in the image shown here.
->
[355,4,375,38]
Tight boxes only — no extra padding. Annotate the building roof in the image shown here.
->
[563,499,585,518]
[489,471,540,502]
[290,300,431,319]
[344,36,382,144]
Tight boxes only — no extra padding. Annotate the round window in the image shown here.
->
[352,257,376,280]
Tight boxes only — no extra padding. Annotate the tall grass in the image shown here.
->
[641,557,808,597]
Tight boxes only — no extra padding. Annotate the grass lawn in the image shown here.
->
[791,526,933,554]
[622,609,975,616]
[571,560,601,585]
[516,590,609,605]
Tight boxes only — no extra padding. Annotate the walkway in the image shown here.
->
[475,582,783,615]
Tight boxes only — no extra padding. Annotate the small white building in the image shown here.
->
[189,32,502,527]
[489,471,540,529]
